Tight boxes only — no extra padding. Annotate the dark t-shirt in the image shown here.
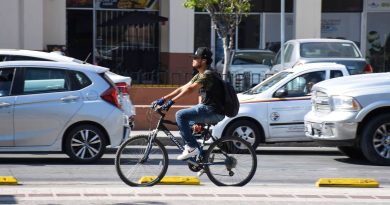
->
[190,70,224,114]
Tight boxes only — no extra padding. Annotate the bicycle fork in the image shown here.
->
[139,130,158,163]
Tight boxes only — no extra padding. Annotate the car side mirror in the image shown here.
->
[274,88,288,98]
[263,59,273,66]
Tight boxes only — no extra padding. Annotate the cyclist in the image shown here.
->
[153,47,225,160]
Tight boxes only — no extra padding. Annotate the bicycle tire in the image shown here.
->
[115,135,168,187]
[204,136,257,186]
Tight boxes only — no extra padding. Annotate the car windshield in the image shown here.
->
[232,51,274,65]
[300,42,361,58]
[243,71,292,95]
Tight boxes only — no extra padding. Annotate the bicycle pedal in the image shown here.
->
[197,169,205,177]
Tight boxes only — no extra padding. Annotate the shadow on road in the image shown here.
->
[334,157,383,166]
[256,149,342,156]
[0,156,115,165]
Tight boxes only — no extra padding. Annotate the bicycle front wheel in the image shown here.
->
[204,136,257,186]
[115,135,168,187]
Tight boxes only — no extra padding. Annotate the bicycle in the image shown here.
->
[115,104,257,186]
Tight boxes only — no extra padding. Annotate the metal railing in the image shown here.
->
[126,70,264,92]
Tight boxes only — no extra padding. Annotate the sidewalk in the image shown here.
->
[1,184,390,203]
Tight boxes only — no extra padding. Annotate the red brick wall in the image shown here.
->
[130,87,198,130]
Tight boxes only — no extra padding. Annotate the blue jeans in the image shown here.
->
[176,104,225,148]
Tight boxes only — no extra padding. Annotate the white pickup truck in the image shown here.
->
[305,73,390,165]
[212,63,351,149]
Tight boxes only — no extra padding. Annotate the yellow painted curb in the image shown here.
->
[316,178,379,188]
[139,176,200,185]
[0,176,18,185]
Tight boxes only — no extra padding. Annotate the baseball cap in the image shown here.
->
[191,47,213,60]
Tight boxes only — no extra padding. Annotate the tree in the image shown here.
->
[184,0,251,80]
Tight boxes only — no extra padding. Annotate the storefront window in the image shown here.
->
[322,0,363,12]
[96,10,160,76]
[96,0,159,10]
[321,13,361,45]
[264,13,294,53]
[238,15,260,49]
[66,0,93,8]
[366,12,390,72]
[251,0,294,12]
[194,14,211,50]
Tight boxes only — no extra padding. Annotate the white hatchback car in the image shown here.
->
[0,49,135,127]
[212,63,351,149]
[0,61,128,163]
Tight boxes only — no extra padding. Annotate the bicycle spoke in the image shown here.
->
[115,135,168,187]
[205,137,257,186]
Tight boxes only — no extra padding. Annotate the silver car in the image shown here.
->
[268,39,372,76]
[0,61,127,163]
[0,49,135,127]
[216,49,275,91]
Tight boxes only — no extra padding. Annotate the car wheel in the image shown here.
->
[64,124,107,163]
[337,146,366,159]
[360,114,390,165]
[225,119,262,149]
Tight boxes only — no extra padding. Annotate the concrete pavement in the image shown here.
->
[1,184,390,204]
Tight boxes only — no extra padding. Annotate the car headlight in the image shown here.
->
[331,96,361,111]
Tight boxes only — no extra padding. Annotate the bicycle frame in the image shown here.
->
[144,107,215,167]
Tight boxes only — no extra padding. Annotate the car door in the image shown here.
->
[13,66,83,146]
[0,68,16,146]
[267,70,326,141]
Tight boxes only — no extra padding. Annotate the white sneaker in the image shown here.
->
[204,137,214,144]
[197,137,214,145]
[177,146,200,160]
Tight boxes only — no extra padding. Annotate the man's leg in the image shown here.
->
[176,104,223,147]
[176,105,200,148]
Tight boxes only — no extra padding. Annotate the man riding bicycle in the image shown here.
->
[153,47,225,160]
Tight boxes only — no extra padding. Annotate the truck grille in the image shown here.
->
[312,91,331,113]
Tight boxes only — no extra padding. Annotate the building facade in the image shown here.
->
[0,0,389,84]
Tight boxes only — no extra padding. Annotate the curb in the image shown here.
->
[316,178,380,188]
[139,176,200,185]
[0,176,18,185]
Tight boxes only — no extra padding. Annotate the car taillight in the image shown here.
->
[363,64,373,73]
[101,86,122,109]
[115,82,128,95]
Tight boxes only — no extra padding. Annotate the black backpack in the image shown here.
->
[208,71,240,117]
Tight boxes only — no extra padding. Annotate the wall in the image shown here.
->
[22,0,44,50]
[294,0,322,39]
[0,0,65,50]
[160,0,194,78]
[43,0,66,48]
[130,87,198,130]
[0,1,19,48]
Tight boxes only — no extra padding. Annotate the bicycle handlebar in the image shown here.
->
[150,102,166,117]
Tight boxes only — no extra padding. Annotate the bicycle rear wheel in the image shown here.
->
[204,136,257,186]
[115,135,168,187]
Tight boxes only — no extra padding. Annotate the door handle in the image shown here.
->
[60,95,80,102]
[0,102,11,107]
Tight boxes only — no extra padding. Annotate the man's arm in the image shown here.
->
[171,82,201,102]
[162,81,192,101]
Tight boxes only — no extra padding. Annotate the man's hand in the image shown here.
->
[161,100,175,111]
[153,97,165,106]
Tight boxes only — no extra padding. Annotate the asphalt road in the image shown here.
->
[1,147,390,204]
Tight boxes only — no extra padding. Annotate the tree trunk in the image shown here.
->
[222,37,231,81]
